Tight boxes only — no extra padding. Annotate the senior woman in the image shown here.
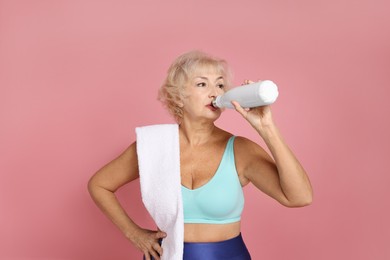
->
[88,50,313,260]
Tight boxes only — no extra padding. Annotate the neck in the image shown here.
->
[179,118,216,146]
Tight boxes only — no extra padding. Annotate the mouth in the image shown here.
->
[206,101,218,111]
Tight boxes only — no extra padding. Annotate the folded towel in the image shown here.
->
[136,124,183,260]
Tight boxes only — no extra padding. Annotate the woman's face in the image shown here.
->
[181,66,226,122]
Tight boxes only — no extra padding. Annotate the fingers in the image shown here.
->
[149,247,161,260]
[147,231,165,259]
[242,79,255,85]
[136,229,166,260]
[143,251,151,260]
[144,242,162,260]
[155,231,167,239]
[231,101,247,117]
[153,242,163,257]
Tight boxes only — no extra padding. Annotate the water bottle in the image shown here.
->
[212,80,279,109]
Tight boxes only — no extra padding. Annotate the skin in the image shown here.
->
[88,68,313,259]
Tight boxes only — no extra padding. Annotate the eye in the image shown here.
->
[217,84,225,89]
[197,82,206,87]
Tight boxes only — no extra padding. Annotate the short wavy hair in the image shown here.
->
[158,50,232,122]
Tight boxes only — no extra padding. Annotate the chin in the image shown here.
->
[208,112,222,121]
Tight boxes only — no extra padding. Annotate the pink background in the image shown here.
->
[1,0,389,259]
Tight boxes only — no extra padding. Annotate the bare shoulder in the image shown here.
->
[233,136,268,157]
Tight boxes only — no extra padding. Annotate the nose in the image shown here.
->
[209,85,221,98]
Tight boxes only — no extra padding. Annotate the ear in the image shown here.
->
[177,101,184,108]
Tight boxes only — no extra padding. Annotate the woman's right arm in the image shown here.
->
[88,141,166,260]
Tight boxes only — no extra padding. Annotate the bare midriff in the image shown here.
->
[183,221,241,242]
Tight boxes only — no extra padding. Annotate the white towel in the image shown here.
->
[135,124,183,260]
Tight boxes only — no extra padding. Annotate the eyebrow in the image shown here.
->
[195,76,224,81]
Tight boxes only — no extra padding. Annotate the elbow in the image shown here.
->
[87,173,116,196]
[87,177,95,195]
[284,186,314,208]
[282,195,313,208]
[87,175,99,196]
[288,199,312,208]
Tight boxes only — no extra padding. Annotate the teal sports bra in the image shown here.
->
[181,136,245,224]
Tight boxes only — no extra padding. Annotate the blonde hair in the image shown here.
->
[158,50,232,122]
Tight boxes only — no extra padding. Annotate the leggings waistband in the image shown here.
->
[144,233,251,260]
[183,233,251,260]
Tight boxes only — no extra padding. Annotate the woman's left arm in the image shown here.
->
[232,80,313,207]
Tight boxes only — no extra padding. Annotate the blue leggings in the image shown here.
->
[144,233,251,260]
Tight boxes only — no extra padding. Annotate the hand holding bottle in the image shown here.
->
[231,80,276,135]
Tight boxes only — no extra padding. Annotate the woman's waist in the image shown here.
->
[184,221,241,242]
